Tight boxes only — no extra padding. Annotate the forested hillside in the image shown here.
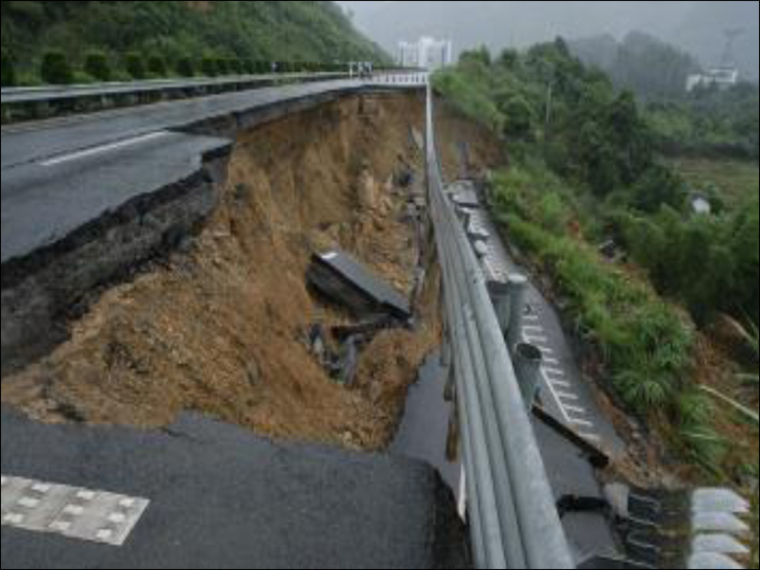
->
[1,1,388,84]
[433,41,758,482]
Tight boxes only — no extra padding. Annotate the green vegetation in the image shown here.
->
[1,1,389,85]
[672,156,759,210]
[647,84,760,161]
[1,50,15,86]
[434,40,759,327]
[434,39,759,472]
[124,52,146,80]
[84,51,111,82]
[40,50,73,85]
[616,196,759,325]
[147,54,167,78]
[489,162,699,428]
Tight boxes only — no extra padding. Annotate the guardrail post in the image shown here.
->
[513,343,543,410]
[506,274,528,350]
[487,281,511,335]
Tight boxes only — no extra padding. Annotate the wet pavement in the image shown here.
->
[391,352,462,496]
[450,183,626,457]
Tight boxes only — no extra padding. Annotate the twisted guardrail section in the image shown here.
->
[424,84,574,569]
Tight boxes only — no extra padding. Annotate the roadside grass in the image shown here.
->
[671,157,759,211]
[485,161,735,462]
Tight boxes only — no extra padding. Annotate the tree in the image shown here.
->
[501,95,534,138]
[498,49,519,70]
[84,51,111,82]
[147,54,167,77]
[125,52,146,80]
[40,50,73,85]
[201,57,217,77]
[177,57,195,77]
[630,164,686,214]
[1,51,16,87]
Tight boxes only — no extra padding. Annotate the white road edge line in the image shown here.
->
[40,131,171,167]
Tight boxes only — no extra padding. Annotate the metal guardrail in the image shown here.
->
[425,85,574,569]
[0,72,351,106]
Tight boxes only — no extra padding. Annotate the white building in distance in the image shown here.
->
[686,67,740,92]
[398,37,453,70]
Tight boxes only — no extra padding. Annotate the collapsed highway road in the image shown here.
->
[1,75,481,569]
[1,405,467,569]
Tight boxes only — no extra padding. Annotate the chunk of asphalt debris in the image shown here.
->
[307,250,411,321]
[330,316,396,342]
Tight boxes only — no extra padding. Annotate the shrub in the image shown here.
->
[501,95,534,138]
[176,57,195,77]
[125,52,146,80]
[201,57,217,77]
[40,50,73,85]
[147,55,167,77]
[1,51,16,86]
[214,58,228,76]
[84,51,111,82]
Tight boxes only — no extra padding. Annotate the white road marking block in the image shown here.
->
[568,418,595,428]
[555,391,579,401]
[542,367,565,377]
[522,325,544,333]
[1,476,149,546]
[579,433,602,442]
[524,335,549,344]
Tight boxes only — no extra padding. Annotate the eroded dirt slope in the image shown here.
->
[1,93,501,451]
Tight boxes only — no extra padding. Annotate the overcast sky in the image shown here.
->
[336,1,759,79]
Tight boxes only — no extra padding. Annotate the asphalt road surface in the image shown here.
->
[0,79,366,265]
[1,406,468,569]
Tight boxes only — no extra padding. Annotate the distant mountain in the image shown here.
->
[569,32,701,99]
[1,1,389,72]
[340,1,759,81]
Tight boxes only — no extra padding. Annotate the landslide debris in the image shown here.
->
[1,93,501,451]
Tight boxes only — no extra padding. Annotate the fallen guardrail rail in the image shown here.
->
[425,84,574,569]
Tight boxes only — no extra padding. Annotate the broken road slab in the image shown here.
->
[307,250,412,320]
[0,406,468,569]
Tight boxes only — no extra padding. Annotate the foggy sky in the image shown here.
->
[338,1,759,80]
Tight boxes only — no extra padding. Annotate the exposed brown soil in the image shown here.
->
[1,92,501,452]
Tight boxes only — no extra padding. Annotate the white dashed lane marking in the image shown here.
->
[523,316,603,441]
[524,335,549,344]
[555,391,579,402]
[1,476,149,546]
